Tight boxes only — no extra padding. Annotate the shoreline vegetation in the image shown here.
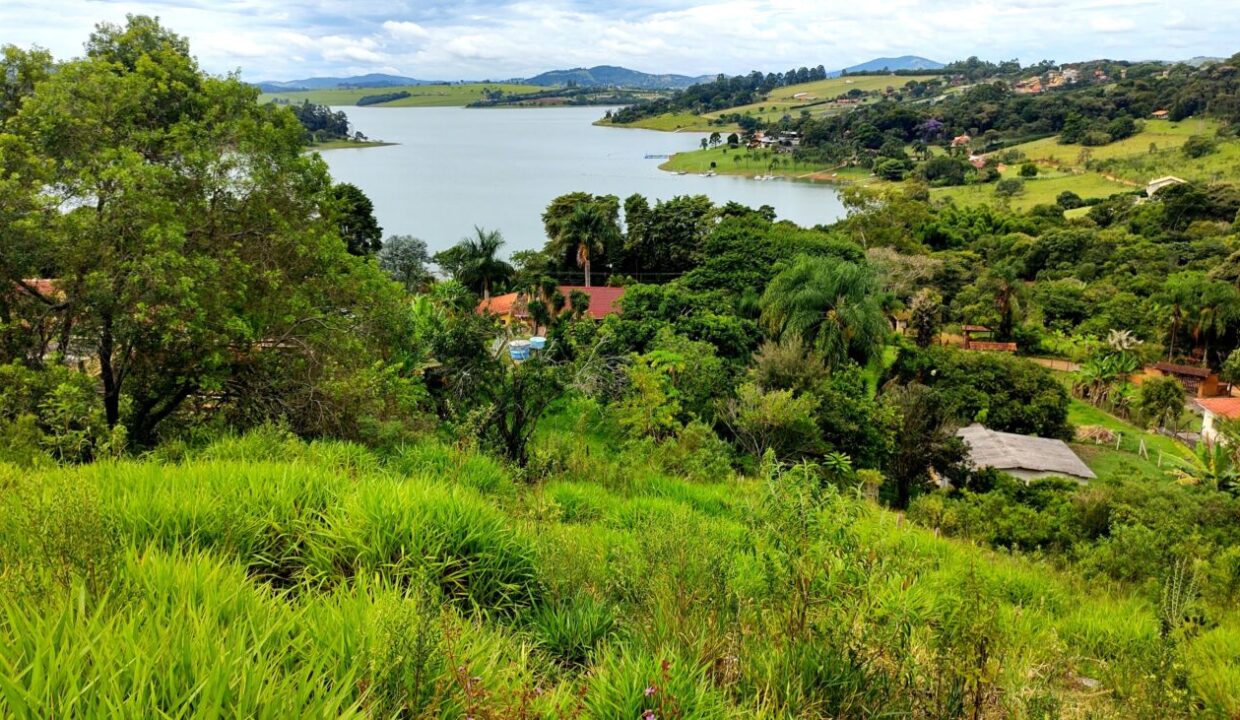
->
[309,138,397,151]
[654,117,1239,211]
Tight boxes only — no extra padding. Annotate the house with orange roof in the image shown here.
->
[1197,397,1240,444]
[477,285,625,324]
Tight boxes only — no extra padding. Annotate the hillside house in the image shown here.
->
[1151,109,1170,119]
[1197,397,1240,445]
[1146,175,1187,196]
[967,154,987,169]
[477,285,625,324]
[1148,362,1220,398]
[957,424,1096,483]
[950,134,972,149]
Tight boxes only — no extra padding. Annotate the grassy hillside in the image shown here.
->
[597,111,727,132]
[2,418,1238,718]
[604,74,934,131]
[704,74,937,123]
[262,83,542,107]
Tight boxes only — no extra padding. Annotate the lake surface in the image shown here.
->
[321,106,846,255]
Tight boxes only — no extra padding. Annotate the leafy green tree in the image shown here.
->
[621,195,715,278]
[560,202,621,287]
[0,17,415,445]
[542,192,622,282]
[719,381,822,463]
[883,382,966,508]
[1136,375,1186,434]
[760,256,888,368]
[0,45,53,126]
[908,288,943,347]
[377,235,432,292]
[330,183,383,256]
[435,227,513,300]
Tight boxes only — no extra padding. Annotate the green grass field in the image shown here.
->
[262,83,543,107]
[928,167,1132,210]
[598,111,729,132]
[4,422,1239,717]
[1015,119,1219,166]
[659,145,834,179]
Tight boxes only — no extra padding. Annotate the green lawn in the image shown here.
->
[659,144,834,179]
[928,167,1132,210]
[261,83,542,107]
[1014,119,1219,166]
[597,112,729,132]
[1066,399,1197,481]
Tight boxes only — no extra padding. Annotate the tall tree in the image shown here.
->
[542,192,621,282]
[330,183,383,256]
[377,235,432,292]
[0,16,411,444]
[760,256,889,368]
[559,202,620,287]
[436,227,513,300]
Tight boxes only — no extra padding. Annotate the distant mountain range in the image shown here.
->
[520,65,715,89]
[832,56,945,76]
[255,57,946,94]
[254,74,431,93]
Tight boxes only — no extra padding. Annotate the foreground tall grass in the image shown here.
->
[2,422,1238,718]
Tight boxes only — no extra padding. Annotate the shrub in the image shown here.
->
[995,178,1025,197]
[305,480,541,614]
[1019,162,1038,178]
[527,594,618,667]
[584,649,730,720]
[1183,134,1217,158]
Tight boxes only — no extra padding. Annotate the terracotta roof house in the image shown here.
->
[957,424,1096,482]
[1197,398,1240,444]
[1151,109,1170,119]
[477,285,625,322]
[950,134,972,148]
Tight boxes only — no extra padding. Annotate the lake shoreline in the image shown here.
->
[319,105,846,254]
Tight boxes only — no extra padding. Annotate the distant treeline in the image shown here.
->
[357,90,412,106]
[288,100,364,143]
[468,86,665,108]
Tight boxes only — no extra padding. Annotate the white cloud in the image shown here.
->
[1,0,1236,80]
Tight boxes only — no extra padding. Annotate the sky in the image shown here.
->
[1,0,1236,81]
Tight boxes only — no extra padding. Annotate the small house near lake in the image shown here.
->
[957,424,1096,483]
[477,285,625,323]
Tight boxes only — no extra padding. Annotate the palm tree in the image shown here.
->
[760,256,889,368]
[556,203,619,287]
[457,227,513,300]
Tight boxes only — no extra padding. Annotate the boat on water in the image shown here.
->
[676,171,688,175]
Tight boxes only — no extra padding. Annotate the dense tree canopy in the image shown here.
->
[0,17,414,445]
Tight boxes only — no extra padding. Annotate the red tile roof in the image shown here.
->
[1198,397,1240,419]
[477,292,520,317]
[476,286,625,321]
[558,286,624,320]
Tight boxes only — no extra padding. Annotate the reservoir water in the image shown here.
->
[321,106,847,255]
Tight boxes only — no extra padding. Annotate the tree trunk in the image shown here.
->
[98,314,121,428]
